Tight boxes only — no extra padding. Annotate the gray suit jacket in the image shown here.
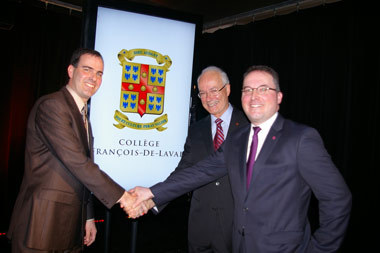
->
[8,87,124,250]
[151,114,352,253]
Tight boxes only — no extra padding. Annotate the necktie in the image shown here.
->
[213,118,224,150]
[246,126,261,189]
[81,104,89,143]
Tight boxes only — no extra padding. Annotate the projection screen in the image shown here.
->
[83,1,201,190]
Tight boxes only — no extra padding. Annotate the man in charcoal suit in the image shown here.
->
[129,65,352,253]
[156,66,248,253]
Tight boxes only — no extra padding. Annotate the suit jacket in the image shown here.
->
[7,87,124,251]
[151,114,352,253]
[171,107,248,251]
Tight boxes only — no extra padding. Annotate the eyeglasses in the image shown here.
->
[198,84,227,99]
[241,85,277,95]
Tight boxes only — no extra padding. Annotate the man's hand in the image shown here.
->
[127,187,155,218]
[84,219,97,246]
[143,199,156,210]
[129,186,154,207]
[118,191,136,214]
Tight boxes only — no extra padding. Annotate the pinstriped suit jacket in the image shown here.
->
[8,87,124,251]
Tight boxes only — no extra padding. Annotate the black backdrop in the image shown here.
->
[199,1,380,252]
[1,0,379,252]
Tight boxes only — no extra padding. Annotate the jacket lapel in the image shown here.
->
[61,87,90,156]
[250,114,285,186]
[198,115,214,153]
[88,121,94,159]
[227,107,249,135]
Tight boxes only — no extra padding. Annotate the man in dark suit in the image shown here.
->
[7,48,134,252]
[157,66,248,253]
[129,65,352,253]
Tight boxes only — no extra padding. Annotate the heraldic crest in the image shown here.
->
[114,48,171,131]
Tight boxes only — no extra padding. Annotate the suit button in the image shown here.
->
[215,181,220,186]
[243,207,248,212]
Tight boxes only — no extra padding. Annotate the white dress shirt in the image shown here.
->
[246,112,278,161]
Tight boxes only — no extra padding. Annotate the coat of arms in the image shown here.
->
[113,49,171,131]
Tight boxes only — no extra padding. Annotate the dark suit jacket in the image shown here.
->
[151,114,352,253]
[7,87,124,251]
[169,107,248,251]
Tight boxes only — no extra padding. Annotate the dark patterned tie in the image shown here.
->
[81,104,89,143]
[246,126,261,189]
[213,118,224,150]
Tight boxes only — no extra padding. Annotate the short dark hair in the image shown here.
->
[243,65,280,91]
[69,48,103,67]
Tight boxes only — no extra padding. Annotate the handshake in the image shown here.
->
[118,186,156,219]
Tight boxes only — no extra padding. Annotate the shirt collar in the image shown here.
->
[210,103,233,123]
[66,85,86,112]
[252,112,278,132]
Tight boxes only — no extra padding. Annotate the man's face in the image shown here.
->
[198,71,230,118]
[241,70,283,125]
[67,54,104,102]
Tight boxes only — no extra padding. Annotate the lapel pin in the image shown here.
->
[272,136,276,140]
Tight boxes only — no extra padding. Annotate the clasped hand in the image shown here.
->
[118,187,155,218]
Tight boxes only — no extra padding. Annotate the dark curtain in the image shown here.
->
[199,0,379,251]
[1,0,379,252]
[0,2,81,231]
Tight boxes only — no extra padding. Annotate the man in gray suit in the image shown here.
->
[129,65,352,253]
[156,66,248,253]
[7,48,134,252]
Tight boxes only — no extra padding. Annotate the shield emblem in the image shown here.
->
[118,49,171,117]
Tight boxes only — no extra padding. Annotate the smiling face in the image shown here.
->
[241,70,283,125]
[67,53,104,103]
[198,70,231,118]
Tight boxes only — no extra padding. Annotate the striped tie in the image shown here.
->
[213,118,224,150]
[81,104,89,143]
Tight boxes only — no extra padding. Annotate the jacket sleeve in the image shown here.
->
[35,98,124,209]
[297,127,352,252]
[154,133,195,213]
[151,145,228,206]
